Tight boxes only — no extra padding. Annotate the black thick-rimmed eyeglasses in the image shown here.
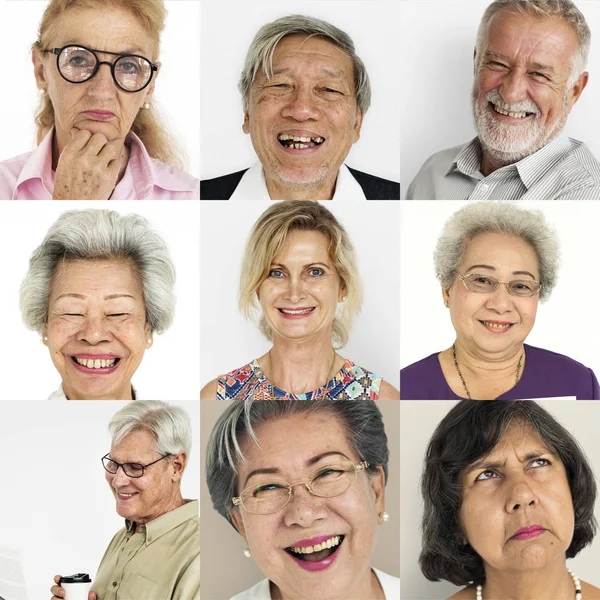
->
[44,44,158,93]
[101,453,171,478]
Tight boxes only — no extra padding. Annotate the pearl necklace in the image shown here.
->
[476,569,582,599]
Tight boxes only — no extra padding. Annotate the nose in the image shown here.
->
[283,276,307,303]
[498,68,528,105]
[282,484,326,528]
[110,465,132,487]
[77,314,113,345]
[484,284,514,314]
[505,479,538,513]
[86,62,118,99]
[281,85,321,122]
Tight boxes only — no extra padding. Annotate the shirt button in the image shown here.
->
[113,582,118,587]
[480,184,489,192]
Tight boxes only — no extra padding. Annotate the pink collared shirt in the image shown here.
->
[0,129,199,200]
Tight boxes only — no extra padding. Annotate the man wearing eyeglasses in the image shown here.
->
[50,401,199,600]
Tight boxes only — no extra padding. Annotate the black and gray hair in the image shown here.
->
[20,209,176,334]
[206,400,388,527]
[109,400,191,457]
[475,0,591,87]
[420,400,597,586]
[238,14,371,114]
[434,202,560,302]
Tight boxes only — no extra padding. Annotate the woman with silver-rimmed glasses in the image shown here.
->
[401,202,600,400]
[205,400,400,600]
[0,0,198,200]
[50,401,199,600]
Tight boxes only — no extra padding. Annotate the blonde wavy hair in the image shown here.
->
[239,201,362,349]
[32,0,184,169]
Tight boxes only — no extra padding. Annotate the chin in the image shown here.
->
[75,120,120,139]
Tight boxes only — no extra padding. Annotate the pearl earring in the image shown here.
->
[342,295,348,302]
[243,548,251,558]
[143,102,151,110]
[379,511,389,523]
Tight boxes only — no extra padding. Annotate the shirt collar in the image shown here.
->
[448,135,572,190]
[125,499,198,545]
[14,128,196,199]
[230,162,366,200]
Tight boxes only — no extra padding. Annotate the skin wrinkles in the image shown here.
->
[243,34,363,200]
[44,258,152,400]
[439,232,539,399]
[229,413,386,600]
[472,11,588,175]
[458,424,576,600]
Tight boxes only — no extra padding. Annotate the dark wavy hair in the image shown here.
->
[420,401,597,586]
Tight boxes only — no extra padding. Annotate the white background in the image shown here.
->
[400,0,600,197]
[401,400,600,598]
[0,0,200,178]
[0,400,199,600]
[0,201,200,400]
[200,200,400,391]
[200,0,401,184]
[400,201,600,380]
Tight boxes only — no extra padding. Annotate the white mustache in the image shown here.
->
[486,89,540,116]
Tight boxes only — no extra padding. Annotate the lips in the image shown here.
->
[84,110,116,121]
[284,534,344,572]
[277,129,326,152]
[489,102,536,120]
[510,525,546,541]
[277,307,315,319]
[71,354,121,374]
[479,320,515,333]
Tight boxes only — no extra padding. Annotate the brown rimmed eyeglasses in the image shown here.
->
[458,273,542,298]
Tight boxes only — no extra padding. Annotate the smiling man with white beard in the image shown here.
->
[407,0,600,200]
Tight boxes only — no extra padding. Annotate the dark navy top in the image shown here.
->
[400,344,600,400]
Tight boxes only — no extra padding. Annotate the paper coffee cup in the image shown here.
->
[59,573,91,600]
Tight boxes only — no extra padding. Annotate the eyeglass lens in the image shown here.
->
[57,46,152,92]
[102,457,144,478]
[240,462,356,514]
[463,274,540,297]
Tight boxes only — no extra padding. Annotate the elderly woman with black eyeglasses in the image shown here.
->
[401,202,600,400]
[0,0,198,200]
[205,400,399,600]
[50,401,199,600]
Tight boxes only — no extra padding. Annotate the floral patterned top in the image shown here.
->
[216,359,381,400]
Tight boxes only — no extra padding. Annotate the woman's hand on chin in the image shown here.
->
[52,129,126,200]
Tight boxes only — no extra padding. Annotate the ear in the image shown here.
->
[567,71,589,108]
[145,323,153,348]
[473,47,478,75]
[171,451,187,482]
[32,47,48,92]
[42,324,49,346]
[338,280,347,302]
[144,64,159,101]
[352,108,364,143]
[242,111,250,135]
[442,286,451,307]
[369,465,386,517]
[228,506,248,542]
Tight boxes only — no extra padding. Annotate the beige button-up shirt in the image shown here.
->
[92,499,199,600]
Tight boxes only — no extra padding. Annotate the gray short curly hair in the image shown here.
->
[476,0,591,87]
[109,400,192,457]
[20,209,176,334]
[206,400,388,528]
[239,14,371,115]
[434,202,560,302]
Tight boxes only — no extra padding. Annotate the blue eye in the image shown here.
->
[269,269,285,278]
[308,268,324,277]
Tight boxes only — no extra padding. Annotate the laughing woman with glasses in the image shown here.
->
[401,202,600,400]
[206,401,400,600]
[50,401,199,600]
[0,0,198,200]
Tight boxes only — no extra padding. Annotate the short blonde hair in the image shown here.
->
[32,0,184,169]
[239,201,361,348]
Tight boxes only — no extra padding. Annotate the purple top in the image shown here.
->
[400,344,600,400]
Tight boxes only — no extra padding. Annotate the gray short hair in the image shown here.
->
[109,401,192,457]
[475,0,591,87]
[434,202,560,302]
[20,209,176,334]
[206,401,389,527]
[239,14,371,114]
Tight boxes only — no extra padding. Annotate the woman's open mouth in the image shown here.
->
[284,535,344,572]
[71,356,121,374]
[278,307,315,319]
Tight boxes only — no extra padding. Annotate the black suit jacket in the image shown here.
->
[200,166,399,200]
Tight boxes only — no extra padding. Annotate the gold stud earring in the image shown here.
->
[243,548,251,558]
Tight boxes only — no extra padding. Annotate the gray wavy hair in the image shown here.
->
[109,400,191,457]
[434,202,560,302]
[238,14,371,114]
[206,400,388,527]
[20,209,176,334]
[476,0,591,87]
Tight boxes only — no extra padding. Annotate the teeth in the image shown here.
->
[290,535,341,554]
[493,104,529,119]
[483,321,511,329]
[278,134,324,144]
[280,308,313,315]
[75,357,117,369]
